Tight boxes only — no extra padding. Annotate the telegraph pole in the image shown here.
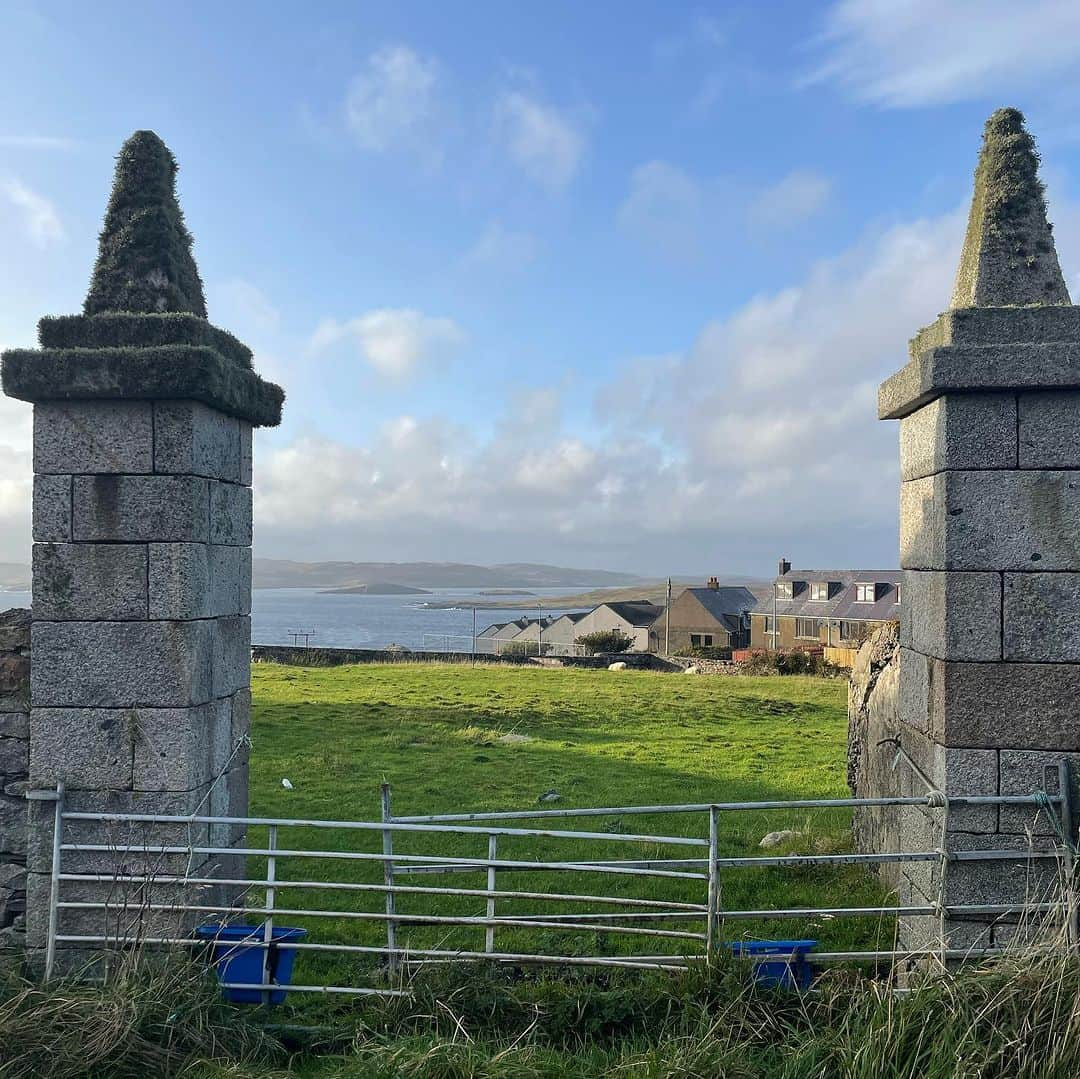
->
[664,577,671,655]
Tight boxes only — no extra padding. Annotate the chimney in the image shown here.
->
[778,558,791,577]
[706,576,719,590]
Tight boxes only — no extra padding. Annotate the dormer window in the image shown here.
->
[810,581,839,601]
[855,582,876,603]
[776,581,794,599]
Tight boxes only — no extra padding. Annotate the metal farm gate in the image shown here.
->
[37,770,1078,1001]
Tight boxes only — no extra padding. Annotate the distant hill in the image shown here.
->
[318,582,432,595]
[424,578,773,610]
[0,562,30,591]
[253,559,645,590]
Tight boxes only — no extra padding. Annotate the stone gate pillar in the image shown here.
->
[0,131,283,967]
[879,108,1079,955]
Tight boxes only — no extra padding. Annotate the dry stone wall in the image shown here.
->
[0,608,29,953]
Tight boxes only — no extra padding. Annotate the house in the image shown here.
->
[656,578,757,654]
[475,618,531,654]
[509,616,556,652]
[748,559,901,651]
[542,611,588,654]
[571,600,664,652]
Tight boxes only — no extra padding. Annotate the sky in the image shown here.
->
[4,1,1080,577]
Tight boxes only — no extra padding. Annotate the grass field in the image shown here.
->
[245,661,893,993]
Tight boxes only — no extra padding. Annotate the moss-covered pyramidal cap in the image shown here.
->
[84,130,207,317]
[951,108,1070,308]
[1,130,283,426]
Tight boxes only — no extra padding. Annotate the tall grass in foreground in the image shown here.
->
[4,951,1080,1078]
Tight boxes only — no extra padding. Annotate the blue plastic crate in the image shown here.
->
[726,939,817,990]
[195,923,307,1004]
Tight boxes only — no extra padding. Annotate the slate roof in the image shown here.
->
[685,586,757,632]
[749,569,901,622]
[602,601,665,627]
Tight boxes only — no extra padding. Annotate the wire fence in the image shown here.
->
[421,633,587,657]
[39,764,1079,1001]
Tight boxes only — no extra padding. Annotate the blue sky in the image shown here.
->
[4,1,1080,575]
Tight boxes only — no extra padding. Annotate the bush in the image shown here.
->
[685,645,733,660]
[575,630,633,655]
[740,649,842,677]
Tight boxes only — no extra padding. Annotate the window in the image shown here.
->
[855,583,876,603]
[690,633,714,647]
[810,582,833,601]
[762,616,774,634]
[840,621,868,643]
[796,618,820,639]
[776,581,794,599]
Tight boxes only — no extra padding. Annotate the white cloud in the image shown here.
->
[0,135,77,150]
[461,221,538,273]
[494,91,584,190]
[210,279,280,336]
[617,161,703,261]
[1,177,62,246]
[749,169,831,229]
[309,308,464,378]
[344,45,441,156]
[808,0,1080,107]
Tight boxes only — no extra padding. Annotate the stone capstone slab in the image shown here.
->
[31,620,213,708]
[901,469,1080,571]
[208,482,251,546]
[1,345,283,428]
[37,313,253,368]
[879,343,1080,421]
[72,474,209,543]
[33,401,153,474]
[909,307,1080,357]
[29,708,134,789]
[1018,390,1080,468]
[153,401,241,481]
[899,392,1016,481]
[32,542,148,621]
[900,570,1001,661]
[32,475,70,542]
[1003,572,1080,661]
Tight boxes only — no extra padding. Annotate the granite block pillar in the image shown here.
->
[879,109,1080,955]
[1,130,283,964]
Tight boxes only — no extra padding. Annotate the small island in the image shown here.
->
[478,589,538,597]
[319,582,433,596]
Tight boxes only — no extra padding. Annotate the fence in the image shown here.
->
[40,769,1078,1000]
[421,633,587,657]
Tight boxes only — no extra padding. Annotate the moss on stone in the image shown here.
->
[84,131,207,317]
[951,108,1070,308]
[38,313,252,369]
[1,346,283,427]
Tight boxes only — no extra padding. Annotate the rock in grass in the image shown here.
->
[759,829,802,849]
[608,661,627,671]
[539,789,560,803]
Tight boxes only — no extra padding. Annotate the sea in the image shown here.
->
[0,587,593,651]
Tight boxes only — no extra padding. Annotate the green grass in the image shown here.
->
[245,662,894,993]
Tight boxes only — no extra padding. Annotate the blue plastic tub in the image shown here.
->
[196,923,307,1004]
[726,939,817,990]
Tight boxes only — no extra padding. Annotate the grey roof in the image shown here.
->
[549,611,587,625]
[686,586,757,632]
[749,569,901,623]
[602,601,665,627]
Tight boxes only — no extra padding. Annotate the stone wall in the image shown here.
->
[846,623,901,887]
[0,608,29,953]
